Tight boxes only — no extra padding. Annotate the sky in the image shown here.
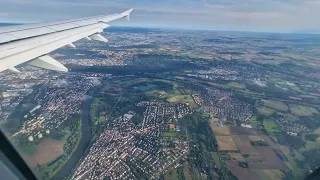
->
[0,0,319,33]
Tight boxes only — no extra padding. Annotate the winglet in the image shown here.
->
[121,8,133,21]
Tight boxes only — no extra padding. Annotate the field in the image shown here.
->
[23,139,64,168]
[248,136,265,141]
[207,82,246,89]
[261,99,288,111]
[232,135,259,155]
[183,162,192,180]
[216,136,238,151]
[211,127,230,136]
[229,153,245,161]
[289,104,319,116]
[145,89,167,97]
[263,119,278,134]
[164,168,178,180]
[226,160,260,180]
[279,145,290,154]
[257,170,284,180]
[230,126,259,135]
[227,82,246,89]
[252,147,288,170]
[162,131,175,137]
[269,78,301,92]
[257,106,276,116]
[167,95,196,106]
[211,152,221,168]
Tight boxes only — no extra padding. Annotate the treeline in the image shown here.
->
[63,117,81,155]
[296,148,320,171]
[178,113,236,180]
[304,134,320,142]
[250,140,269,146]
[275,132,306,150]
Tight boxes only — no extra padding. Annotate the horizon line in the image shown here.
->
[0,22,319,35]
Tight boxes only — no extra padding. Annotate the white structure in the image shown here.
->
[45,129,50,134]
[30,105,41,113]
[241,124,252,128]
[0,9,133,73]
[287,132,298,136]
[38,133,43,139]
[28,136,34,142]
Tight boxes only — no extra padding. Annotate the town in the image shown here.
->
[71,101,191,180]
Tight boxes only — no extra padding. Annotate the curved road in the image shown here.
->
[52,88,97,180]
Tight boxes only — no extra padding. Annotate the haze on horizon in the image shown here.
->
[0,0,319,34]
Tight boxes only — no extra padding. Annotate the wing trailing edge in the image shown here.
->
[0,8,134,72]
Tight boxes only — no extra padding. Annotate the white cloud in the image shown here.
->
[0,0,319,32]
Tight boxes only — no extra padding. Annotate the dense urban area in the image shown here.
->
[0,27,320,180]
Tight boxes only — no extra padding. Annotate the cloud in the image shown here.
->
[0,0,319,32]
[0,12,8,17]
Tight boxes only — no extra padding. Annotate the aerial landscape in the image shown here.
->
[0,27,320,180]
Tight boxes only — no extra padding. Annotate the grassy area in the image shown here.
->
[167,95,195,105]
[263,118,277,131]
[164,168,179,180]
[257,106,276,116]
[18,141,38,155]
[39,119,82,179]
[261,99,288,112]
[263,118,278,139]
[256,169,283,180]
[282,135,320,179]
[289,104,319,116]
[145,89,168,97]
[212,152,221,168]
[60,128,72,142]
[228,82,246,89]
[207,82,246,90]
[246,116,259,125]
[162,131,175,137]
[269,78,301,92]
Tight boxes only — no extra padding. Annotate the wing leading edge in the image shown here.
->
[0,8,133,72]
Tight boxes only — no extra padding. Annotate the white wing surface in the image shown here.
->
[0,8,133,72]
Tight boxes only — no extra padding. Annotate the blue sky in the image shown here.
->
[0,0,319,33]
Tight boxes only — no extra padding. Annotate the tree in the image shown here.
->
[304,134,320,142]
[238,162,249,168]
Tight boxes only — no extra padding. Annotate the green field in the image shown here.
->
[164,169,179,180]
[257,106,276,116]
[289,104,319,116]
[167,95,195,106]
[269,78,301,92]
[162,131,175,137]
[263,118,278,138]
[145,89,168,97]
[228,82,246,89]
[212,152,221,168]
[207,82,246,89]
[261,99,288,112]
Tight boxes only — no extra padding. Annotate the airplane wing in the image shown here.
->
[0,8,133,73]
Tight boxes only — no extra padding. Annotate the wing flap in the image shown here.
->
[29,55,68,72]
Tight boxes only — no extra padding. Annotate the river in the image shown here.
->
[52,87,97,180]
